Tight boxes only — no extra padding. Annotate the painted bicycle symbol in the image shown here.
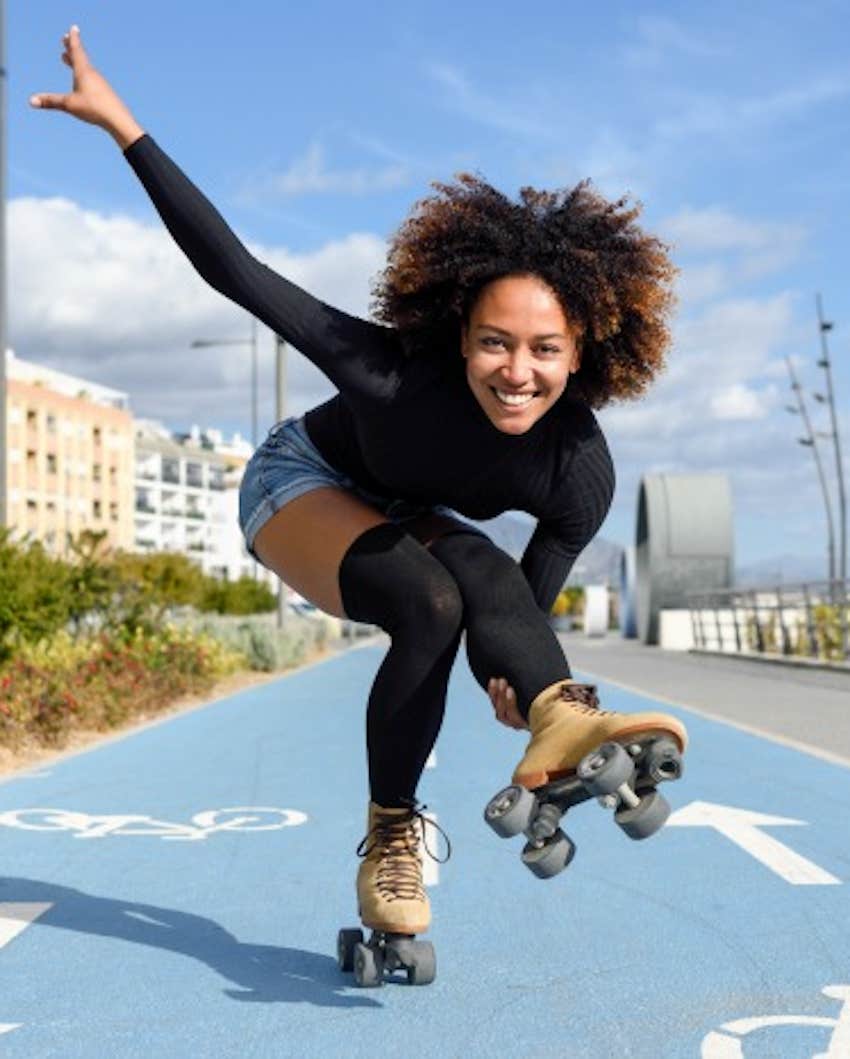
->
[701,985,850,1058]
[0,806,308,841]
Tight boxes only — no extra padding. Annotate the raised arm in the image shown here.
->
[30,26,404,400]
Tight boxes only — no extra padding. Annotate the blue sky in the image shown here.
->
[8,0,850,569]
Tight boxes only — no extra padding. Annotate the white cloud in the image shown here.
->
[710,383,770,421]
[8,195,388,432]
[238,140,409,199]
[653,74,850,141]
[423,62,558,141]
[660,206,808,308]
[622,14,732,68]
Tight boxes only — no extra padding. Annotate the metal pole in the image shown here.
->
[814,293,846,588]
[785,356,836,582]
[275,334,287,630]
[0,0,8,530]
[251,314,258,449]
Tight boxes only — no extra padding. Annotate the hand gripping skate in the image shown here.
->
[338,802,450,987]
[484,734,684,879]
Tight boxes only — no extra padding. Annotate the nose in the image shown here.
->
[500,350,534,388]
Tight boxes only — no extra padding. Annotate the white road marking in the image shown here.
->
[669,801,841,885]
[701,984,850,1057]
[0,902,53,1038]
[0,902,53,949]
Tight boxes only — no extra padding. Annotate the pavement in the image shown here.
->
[1,634,849,1058]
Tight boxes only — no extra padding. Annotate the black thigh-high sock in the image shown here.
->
[429,530,570,719]
[338,523,464,808]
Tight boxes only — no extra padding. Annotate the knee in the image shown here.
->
[415,573,464,639]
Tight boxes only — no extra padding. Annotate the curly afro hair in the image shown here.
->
[370,172,678,408]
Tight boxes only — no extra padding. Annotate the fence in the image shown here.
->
[687,580,850,664]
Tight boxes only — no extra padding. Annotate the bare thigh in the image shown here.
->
[251,487,391,618]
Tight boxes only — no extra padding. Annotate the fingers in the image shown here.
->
[488,679,527,730]
[65,24,87,64]
[29,93,69,111]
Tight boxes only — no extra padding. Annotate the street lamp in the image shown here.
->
[785,356,836,582]
[0,0,8,530]
[191,315,258,446]
[814,294,846,586]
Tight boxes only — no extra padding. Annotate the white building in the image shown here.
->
[133,419,275,587]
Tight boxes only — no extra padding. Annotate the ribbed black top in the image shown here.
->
[124,134,615,611]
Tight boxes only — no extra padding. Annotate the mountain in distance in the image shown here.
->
[468,511,624,586]
[734,553,828,587]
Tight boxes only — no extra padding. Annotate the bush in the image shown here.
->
[0,625,246,751]
[181,612,329,673]
[0,528,74,663]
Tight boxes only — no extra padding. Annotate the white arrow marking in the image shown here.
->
[668,801,841,885]
[0,902,53,949]
[0,902,53,1038]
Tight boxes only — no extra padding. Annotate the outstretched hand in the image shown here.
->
[29,26,143,148]
[488,678,529,730]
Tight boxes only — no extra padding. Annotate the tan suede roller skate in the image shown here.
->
[484,680,688,879]
[337,801,449,987]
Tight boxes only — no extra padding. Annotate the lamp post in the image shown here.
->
[813,294,846,587]
[785,356,836,582]
[0,0,8,529]
[191,314,258,446]
[275,333,287,629]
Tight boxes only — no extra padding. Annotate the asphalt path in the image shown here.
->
[2,639,849,1057]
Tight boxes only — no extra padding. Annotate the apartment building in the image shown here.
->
[3,349,134,554]
[3,350,273,587]
[134,418,273,585]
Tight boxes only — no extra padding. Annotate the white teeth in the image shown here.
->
[493,389,536,407]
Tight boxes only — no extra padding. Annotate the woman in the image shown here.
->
[31,27,687,943]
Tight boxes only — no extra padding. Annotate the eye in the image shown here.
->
[537,345,561,355]
[481,336,506,348]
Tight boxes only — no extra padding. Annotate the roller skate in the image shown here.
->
[337,800,449,987]
[484,680,687,879]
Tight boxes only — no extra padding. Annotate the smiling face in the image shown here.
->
[460,274,582,435]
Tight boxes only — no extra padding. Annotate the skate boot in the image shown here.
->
[512,680,688,790]
[484,681,688,879]
[337,801,450,987]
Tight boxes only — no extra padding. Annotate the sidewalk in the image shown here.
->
[562,632,850,766]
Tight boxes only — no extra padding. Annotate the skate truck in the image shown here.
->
[484,736,684,878]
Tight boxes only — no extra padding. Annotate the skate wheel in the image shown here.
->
[353,941,384,987]
[521,829,575,879]
[577,742,634,796]
[643,739,684,784]
[484,784,537,838]
[337,928,364,972]
[615,789,670,840]
[406,940,436,986]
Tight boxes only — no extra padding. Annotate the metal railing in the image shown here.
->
[688,580,850,664]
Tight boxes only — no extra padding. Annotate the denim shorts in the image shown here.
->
[238,415,462,562]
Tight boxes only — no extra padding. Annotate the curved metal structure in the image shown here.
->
[635,474,733,644]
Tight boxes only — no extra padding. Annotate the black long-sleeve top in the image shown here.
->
[124,134,615,612]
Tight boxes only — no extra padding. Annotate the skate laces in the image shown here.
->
[560,683,609,715]
[356,800,451,903]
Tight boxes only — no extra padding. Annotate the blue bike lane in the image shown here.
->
[1,643,849,1058]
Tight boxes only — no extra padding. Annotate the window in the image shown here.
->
[93,499,102,519]
[46,453,58,474]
